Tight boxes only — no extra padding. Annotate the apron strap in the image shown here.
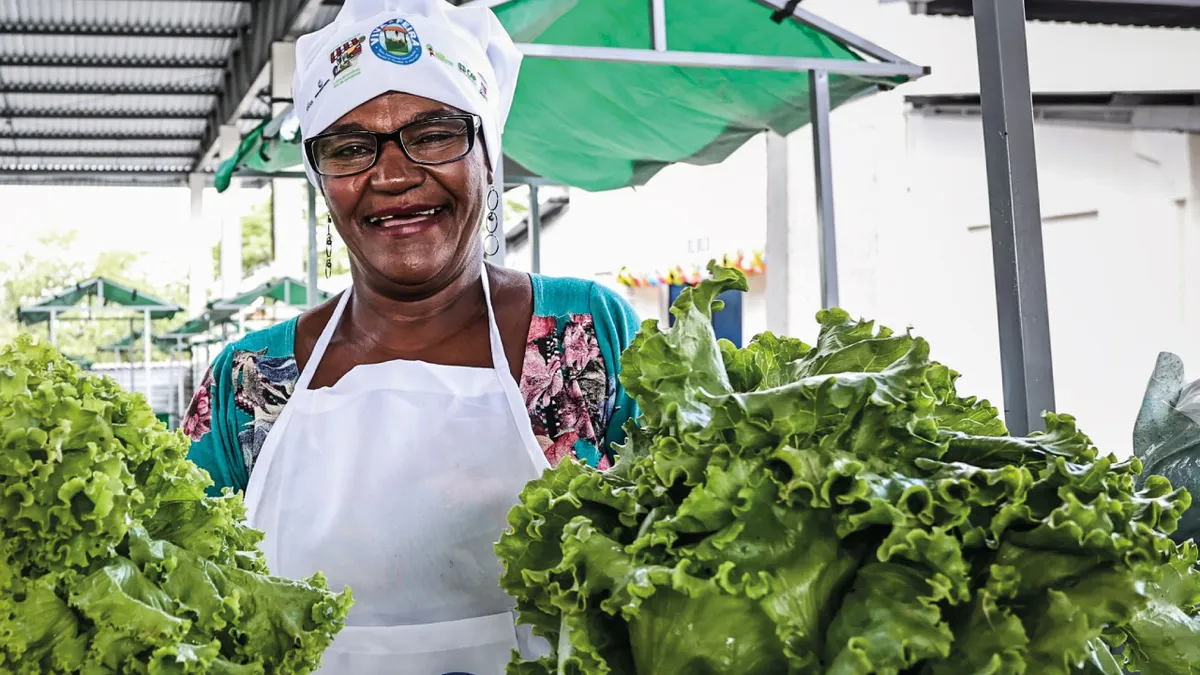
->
[297,288,352,391]
[481,264,552,472]
[480,264,513,376]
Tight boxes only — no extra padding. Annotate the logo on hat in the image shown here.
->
[370,18,422,66]
[330,35,366,87]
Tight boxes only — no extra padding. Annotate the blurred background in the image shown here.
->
[1,0,1195,455]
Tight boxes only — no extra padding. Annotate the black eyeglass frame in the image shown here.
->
[304,113,483,178]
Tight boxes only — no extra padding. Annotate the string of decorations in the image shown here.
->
[616,249,766,288]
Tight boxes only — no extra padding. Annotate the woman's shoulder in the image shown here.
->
[530,274,637,323]
[210,318,300,373]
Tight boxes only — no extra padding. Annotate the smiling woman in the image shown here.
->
[180,1,640,674]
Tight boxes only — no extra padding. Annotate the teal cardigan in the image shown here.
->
[182,275,640,497]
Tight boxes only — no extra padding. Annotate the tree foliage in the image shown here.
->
[0,230,185,363]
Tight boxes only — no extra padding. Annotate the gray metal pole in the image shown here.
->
[529,184,542,274]
[144,309,153,408]
[765,131,791,335]
[307,181,319,309]
[650,0,667,51]
[809,70,839,309]
[972,0,1055,435]
[48,309,57,346]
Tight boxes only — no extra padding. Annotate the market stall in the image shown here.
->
[216,0,924,300]
[209,1,1065,436]
[16,277,182,405]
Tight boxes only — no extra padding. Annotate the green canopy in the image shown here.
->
[99,331,190,353]
[17,277,182,324]
[209,277,329,310]
[215,106,303,192]
[160,309,238,341]
[215,0,920,192]
[157,277,325,344]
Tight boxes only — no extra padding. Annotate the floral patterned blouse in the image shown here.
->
[182,275,641,497]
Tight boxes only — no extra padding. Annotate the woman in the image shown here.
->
[182,0,639,672]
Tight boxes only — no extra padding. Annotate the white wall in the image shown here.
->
[792,98,1198,457]
[508,3,1200,457]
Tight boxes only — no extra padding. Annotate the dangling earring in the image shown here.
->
[484,186,500,258]
[325,214,333,279]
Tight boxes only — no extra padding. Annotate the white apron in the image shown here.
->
[244,266,551,675]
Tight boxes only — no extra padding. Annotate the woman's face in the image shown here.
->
[320,92,489,293]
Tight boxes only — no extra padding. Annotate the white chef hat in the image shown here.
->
[293,0,522,187]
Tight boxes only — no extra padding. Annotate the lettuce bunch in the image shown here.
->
[497,265,1200,674]
[0,336,351,675]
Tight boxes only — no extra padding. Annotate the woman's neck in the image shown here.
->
[343,252,488,353]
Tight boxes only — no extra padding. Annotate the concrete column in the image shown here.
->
[765,131,790,335]
[273,179,307,279]
[271,42,306,281]
[1185,135,1200,351]
[219,125,243,298]
[307,181,320,308]
[188,173,211,315]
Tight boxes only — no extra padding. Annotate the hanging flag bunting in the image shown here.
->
[617,249,766,288]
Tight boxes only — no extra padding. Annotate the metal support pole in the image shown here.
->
[809,70,839,309]
[48,310,57,346]
[129,319,135,392]
[650,0,667,51]
[488,162,506,265]
[765,131,790,335]
[143,309,153,408]
[307,181,319,308]
[176,347,186,428]
[529,184,542,274]
[972,0,1055,434]
[219,125,243,298]
[188,173,209,316]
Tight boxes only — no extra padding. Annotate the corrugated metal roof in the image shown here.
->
[0,0,319,186]
[0,0,250,33]
[910,0,1200,29]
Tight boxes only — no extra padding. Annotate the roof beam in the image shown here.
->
[0,150,198,159]
[513,43,926,79]
[750,0,918,67]
[0,56,227,69]
[0,167,191,174]
[196,0,326,167]
[0,83,223,95]
[0,25,240,39]
[0,133,201,141]
[0,110,267,120]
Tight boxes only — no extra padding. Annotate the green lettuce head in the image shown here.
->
[0,336,352,674]
[497,263,1199,675]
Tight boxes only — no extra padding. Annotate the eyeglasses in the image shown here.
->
[305,114,481,178]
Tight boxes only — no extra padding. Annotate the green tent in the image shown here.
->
[99,331,197,354]
[216,0,922,191]
[17,277,182,324]
[215,107,303,192]
[157,278,325,346]
[210,276,330,311]
[159,310,238,343]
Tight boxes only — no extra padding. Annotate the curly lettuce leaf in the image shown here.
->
[498,264,1200,675]
[1121,542,1200,674]
[0,336,351,675]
